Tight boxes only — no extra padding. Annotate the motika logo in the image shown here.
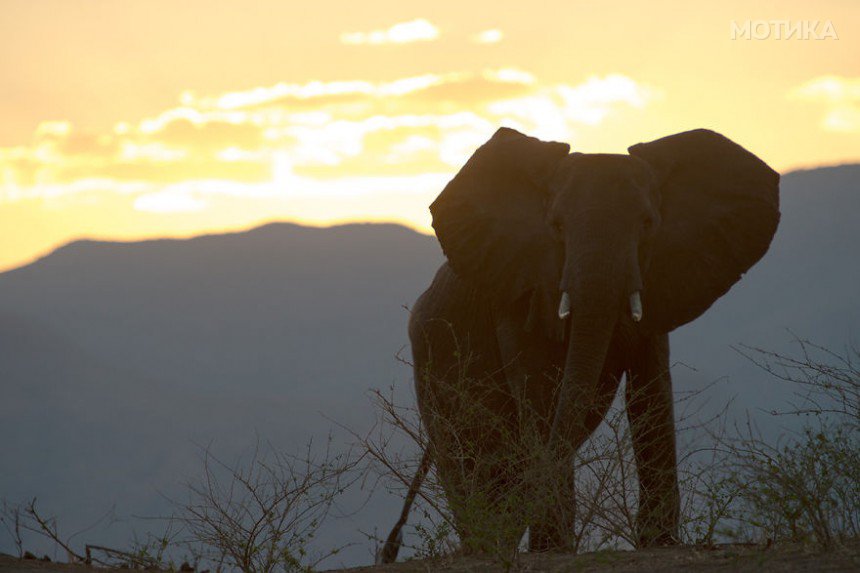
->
[730,20,839,40]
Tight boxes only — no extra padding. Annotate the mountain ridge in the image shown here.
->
[10,163,860,278]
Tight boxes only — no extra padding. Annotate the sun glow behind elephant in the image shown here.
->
[0,1,858,272]
[0,69,665,270]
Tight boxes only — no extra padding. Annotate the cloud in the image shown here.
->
[35,121,72,137]
[193,74,451,111]
[788,76,860,133]
[128,171,452,218]
[556,74,657,125]
[486,74,659,140]
[134,190,208,213]
[340,19,439,45]
[483,68,534,85]
[0,69,659,212]
[472,29,503,44]
[148,118,262,150]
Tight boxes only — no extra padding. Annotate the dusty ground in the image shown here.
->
[0,556,118,573]
[333,541,860,572]
[2,541,858,572]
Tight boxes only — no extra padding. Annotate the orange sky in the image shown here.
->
[1,0,858,271]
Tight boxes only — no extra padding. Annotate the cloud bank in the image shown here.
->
[0,69,659,217]
[789,75,860,133]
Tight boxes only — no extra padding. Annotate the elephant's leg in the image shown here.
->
[413,335,526,552]
[435,447,525,554]
[418,372,525,554]
[409,268,527,553]
[417,364,525,554]
[526,457,575,553]
[527,359,625,552]
[493,305,566,552]
[625,333,680,546]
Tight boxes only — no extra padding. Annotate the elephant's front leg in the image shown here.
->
[625,333,680,546]
[494,307,574,552]
[525,353,625,552]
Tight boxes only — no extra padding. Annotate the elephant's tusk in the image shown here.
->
[558,292,571,319]
[630,291,643,322]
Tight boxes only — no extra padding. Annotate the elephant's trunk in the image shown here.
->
[549,274,623,451]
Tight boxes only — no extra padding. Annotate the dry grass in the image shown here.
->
[361,338,860,569]
[2,339,857,572]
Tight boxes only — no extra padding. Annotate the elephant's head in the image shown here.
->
[430,127,780,437]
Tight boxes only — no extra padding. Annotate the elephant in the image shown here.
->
[380,127,779,560]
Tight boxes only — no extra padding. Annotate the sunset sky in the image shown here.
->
[1,0,858,271]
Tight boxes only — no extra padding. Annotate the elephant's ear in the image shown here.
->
[430,127,570,327]
[629,129,780,333]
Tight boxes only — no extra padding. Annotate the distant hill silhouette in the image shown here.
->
[1,165,858,566]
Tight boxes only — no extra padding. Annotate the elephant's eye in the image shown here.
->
[642,216,654,233]
[551,219,564,238]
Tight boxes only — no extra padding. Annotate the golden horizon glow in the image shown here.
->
[1,0,859,272]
